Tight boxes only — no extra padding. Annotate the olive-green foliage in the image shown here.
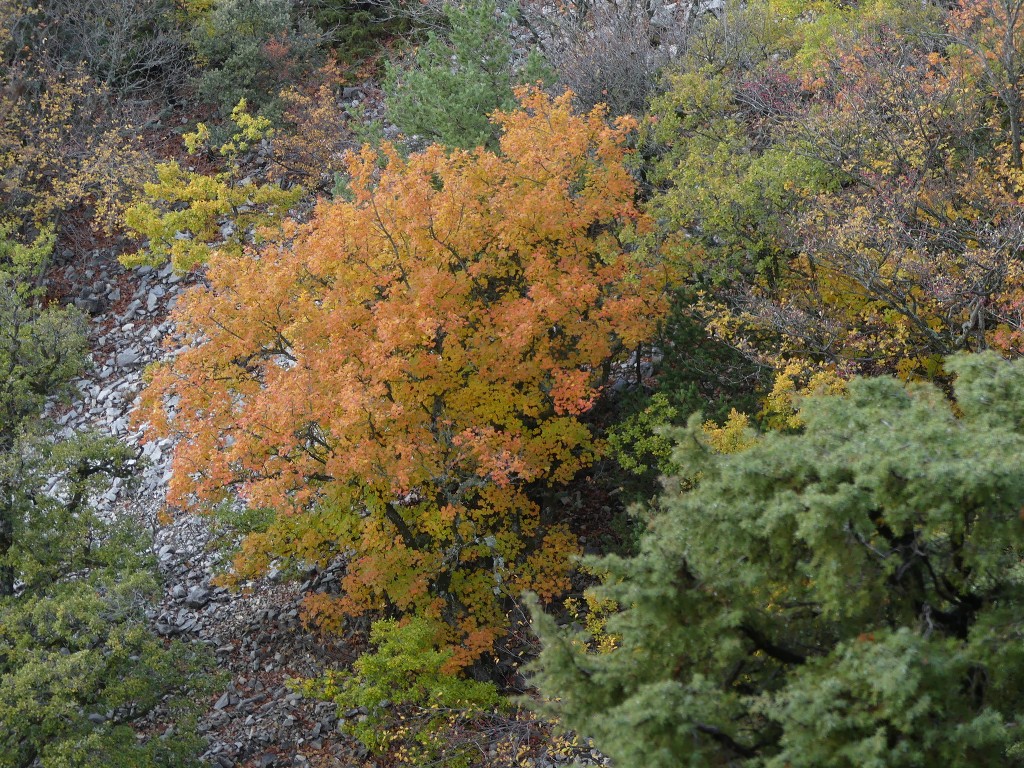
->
[306,0,412,63]
[0,426,214,766]
[0,406,215,766]
[2,432,133,589]
[0,221,53,286]
[385,0,549,150]
[532,352,1024,767]
[774,0,944,69]
[652,307,767,424]
[607,303,766,502]
[0,225,86,481]
[192,0,325,117]
[607,391,679,479]
[0,292,87,450]
[0,232,214,765]
[647,0,940,286]
[0,557,213,768]
[646,11,829,283]
[299,617,501,759]
[0,287,84,597]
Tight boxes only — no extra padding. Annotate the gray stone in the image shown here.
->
[186,586,210,608]
[74,295,102,315]
[115,349,141,367]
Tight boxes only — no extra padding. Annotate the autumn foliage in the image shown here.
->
[140,89,665,663]
[646,1,1024,384]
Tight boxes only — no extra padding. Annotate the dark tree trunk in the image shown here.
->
[1009,95,1023,170]
[0,492,13,598]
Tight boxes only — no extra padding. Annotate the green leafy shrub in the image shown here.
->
[0,222,54,286]
[0,574,215,767]
[191,0,326,117]
[0,239,215,764]
[606,301,766,507]
[607,392,679,480]
[297,617,502,763]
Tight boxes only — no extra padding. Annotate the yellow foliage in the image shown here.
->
[565,590,621,655]
[0,65,147,234]
[761,362,847,430]
[122,99,302,271]
[218,98,275,157]
[702,409,759,454]
[659,10,1024,383]
[269,63,353,187]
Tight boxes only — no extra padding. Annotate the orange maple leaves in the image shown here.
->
[140,88,667,660]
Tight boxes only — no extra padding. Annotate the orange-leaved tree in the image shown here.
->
[140,88,667,665]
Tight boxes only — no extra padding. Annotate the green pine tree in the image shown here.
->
[531,352,1024,767]
[385,0,550,150]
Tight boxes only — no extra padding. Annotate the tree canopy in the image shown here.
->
[140,88,668,664]
[531,351,1024,767]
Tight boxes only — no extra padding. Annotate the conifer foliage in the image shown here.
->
[140,89,666,662]
[0,242,212,767]
[385,0,520,150]
[531,352,1024,767]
